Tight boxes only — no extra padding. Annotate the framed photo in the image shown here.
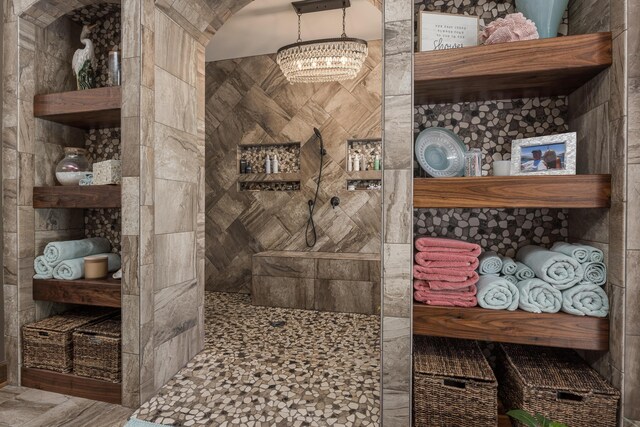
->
[418,12,479,52]
[510,133,577,176]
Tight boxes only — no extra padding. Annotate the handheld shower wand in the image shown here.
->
[306,128,326,247]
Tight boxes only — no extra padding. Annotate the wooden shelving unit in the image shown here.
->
[21,367,121,404]
[413,303,609,351]
[33,185,121,208]
[34,87,121,129]
[414,33,612,104]
[413,175,611,209]
[33,278,121,308]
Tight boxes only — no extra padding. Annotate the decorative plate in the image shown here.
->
[415,127,466,178]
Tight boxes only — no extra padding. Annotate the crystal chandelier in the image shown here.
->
[277,1,368,84]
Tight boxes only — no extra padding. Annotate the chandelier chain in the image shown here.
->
[297,11,302,42]
[341,7,347,38]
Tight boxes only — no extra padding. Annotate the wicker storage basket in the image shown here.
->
[73,317,121,382]
[23,309,115,373]
[497,344,620,427]
[414,336,498,427]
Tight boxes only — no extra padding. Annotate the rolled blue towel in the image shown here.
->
[581,262,607,286]
[44,237,111,266]
[53,253,121,280]
[589,247,604,263]
[562,284,609,317]
[478,251,502,275]
[514,261,535,281]
[550,242,590,263]
[502,275,518,285]
[516,279,562,314]
[33,255,53,279]
[499,255,517,275]
[516,245,583,290]
[476,275,519,311]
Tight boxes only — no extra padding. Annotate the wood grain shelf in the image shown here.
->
[33,185,121,208]
[413,303,609,351]
[34,87,121,129]
[33,278,121,308]
[413,175,611,209]
[21,367,121,404]
[237,172,300,183]
[414,33,612,104]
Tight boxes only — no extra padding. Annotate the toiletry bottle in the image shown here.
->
[374,154,380,171]
[272,155,279,174]
[348,155,353,172]
[246,164,252,174]
[266,154,271,174]
[240,159,247,174]
[354,154,360,172]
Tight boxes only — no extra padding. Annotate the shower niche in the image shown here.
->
[237,142,301,191]
[346,139,382,191]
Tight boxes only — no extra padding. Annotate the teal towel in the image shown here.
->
[516,245,583,290]
[499,255,517,275]
[126,419,172,427]
[53,253,121,280]
[589,247,604,263]
[516,279,562,314]
[33,255,53,279]
[581,262,607,286]
[562,284,609,317]
[502,275,518,285]
[479,251,502,275]
[476,275,519,311]
[550,242,590,263]
[44,237,111,266]
[514,261,535,281]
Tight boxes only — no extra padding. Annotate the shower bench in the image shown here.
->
[251,251,381,315]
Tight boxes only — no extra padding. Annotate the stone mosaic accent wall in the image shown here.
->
[239,144,300,174]
[239,182,301,192]
[348,139,382,171]
[205,44,382,294]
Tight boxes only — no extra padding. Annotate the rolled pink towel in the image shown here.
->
[414,288,478,307]
[415,237,481,256]
[414,273,479,291]
[415,252,479,270]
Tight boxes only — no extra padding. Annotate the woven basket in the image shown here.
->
[73,317,121,382]
[23,309,115,373]
[414,337,498,427]
[497,344,620,427]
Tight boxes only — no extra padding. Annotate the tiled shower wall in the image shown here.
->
[204,48,382,293]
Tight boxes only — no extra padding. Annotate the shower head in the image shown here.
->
[313,127,326,155]
[314,127,322,140]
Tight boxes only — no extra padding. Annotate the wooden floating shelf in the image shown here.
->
[347,170,382,180]
[237,172,300,183]
[34,87,121,129]
[21,367,121,404]
[414,33,612,104]
[33,185,121,209]
[33,278,121,308]
[413,175,611,209]
[413,303,609,351]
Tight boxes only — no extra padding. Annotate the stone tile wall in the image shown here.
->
[205,47,382,294]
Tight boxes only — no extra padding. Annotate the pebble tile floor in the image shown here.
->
[132,292,380,426]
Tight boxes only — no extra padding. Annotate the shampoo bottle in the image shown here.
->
[265,154,271,174]
[354,154,361,172]
[272,155,279,173]
[374,154,380,171]
[348,155,353,172]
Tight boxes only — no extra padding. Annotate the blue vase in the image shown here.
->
[516,0,569,38]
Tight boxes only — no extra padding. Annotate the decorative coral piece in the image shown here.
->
[481,13,539,45]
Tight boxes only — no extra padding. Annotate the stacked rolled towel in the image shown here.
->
[34,256,54,279]
[515,278,562,314]
[551,241,604,263]
[499,255,517,276]
[476,275,519,311]
[515,245,583,290]
[514,261,535,281]
[52,253,121,281]
[562,284,609,317]
[33,237,113,280]
[413,237,481,307]
[581,261,607,286]
[478,251,502,275]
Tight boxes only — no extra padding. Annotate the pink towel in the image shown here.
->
[415,252,479,269]
[414,290,478,307]
[415,236,481,256]
[414,281,477,294]
[413,264,477,281]
[414,273,479,291]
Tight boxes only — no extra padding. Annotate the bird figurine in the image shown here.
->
[72,24,98,90]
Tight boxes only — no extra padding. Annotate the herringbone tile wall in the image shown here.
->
[205,42,383,293]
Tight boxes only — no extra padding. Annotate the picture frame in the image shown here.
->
[418,12,479,52]
[510,133,577,176]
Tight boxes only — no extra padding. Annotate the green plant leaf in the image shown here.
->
[507,409,540,427]
[535,413,550,427]
[549,422,569,427]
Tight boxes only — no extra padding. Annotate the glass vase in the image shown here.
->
[56,147,91,186]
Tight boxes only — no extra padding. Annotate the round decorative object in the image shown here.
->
[415,128,466,178]
[56,147,91,186]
